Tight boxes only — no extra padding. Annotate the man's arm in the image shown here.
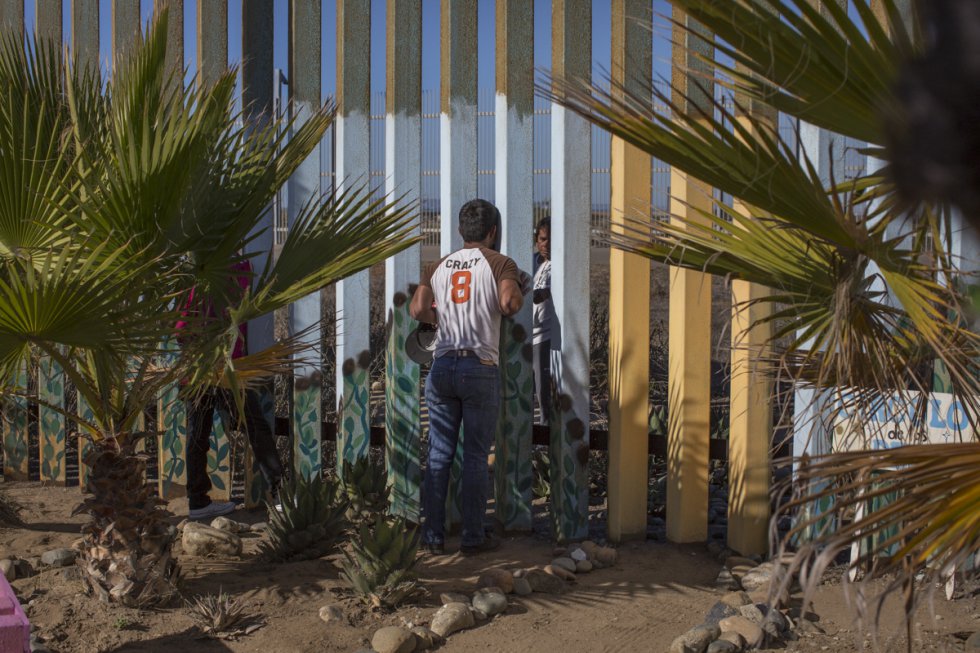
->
[498,279,524,317]
[410,284,438,324]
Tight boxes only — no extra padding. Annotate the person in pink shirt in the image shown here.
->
[177,260,283,520]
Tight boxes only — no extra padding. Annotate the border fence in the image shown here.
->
[1,0,875,552]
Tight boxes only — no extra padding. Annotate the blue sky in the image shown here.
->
[25,0,675,99]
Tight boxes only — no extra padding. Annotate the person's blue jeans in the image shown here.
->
[423,352,500,548]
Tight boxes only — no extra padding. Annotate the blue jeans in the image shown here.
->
[423,353,500,547]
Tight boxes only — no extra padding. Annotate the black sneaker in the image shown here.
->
[424,541,446,556]
[459,535,501,556]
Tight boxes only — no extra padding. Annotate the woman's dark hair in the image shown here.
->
[458,199,500,242]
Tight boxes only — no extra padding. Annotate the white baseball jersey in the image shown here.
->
[420,246,520,364]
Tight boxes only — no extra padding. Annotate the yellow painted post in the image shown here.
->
[727,279,772,555]
[666,9,713,544]
[726,69,777,557]
[607,0,651,543]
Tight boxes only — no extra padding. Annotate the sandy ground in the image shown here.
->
[0,483,976,653]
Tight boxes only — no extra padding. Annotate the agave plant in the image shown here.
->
[341,457,391,526]
[0,8,416,607]
[261,472,349,561]
[189,589,262,639]
[539,0,978,635]
[340,515,422,609]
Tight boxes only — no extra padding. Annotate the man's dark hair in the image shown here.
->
[458,199,500,243]
[534,217,551,238]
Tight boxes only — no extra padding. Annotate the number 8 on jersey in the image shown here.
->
[451,270,471,304]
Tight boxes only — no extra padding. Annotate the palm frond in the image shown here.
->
[242,183,419,319]
[771,444,980,616]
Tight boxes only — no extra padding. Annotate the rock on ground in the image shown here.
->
[718,616,763,649]
[472,587,507,616]
[429,602,475,638]
[719,592,752,609]
[738,603,766,625]
[371,626,416,653]
[551,557,577,573]
[512,577,532,596]
[439,592,470,605]
[715,568,741,591]
[594,546,618,566]
[40,548,76,567]
[525,569,565,594]
[0,559,14,581]
[477,568,514,594]
[410,626,441,650]
[210,516,245,533]
[724,556,758,570]
[706,640,739,653]
[318,605,344,624]
[544,564,576,582]
[181,522,242,557]
[718,631,747,650]
[704,602,739,627]
[739,562,776,593]
[669,623,721,653]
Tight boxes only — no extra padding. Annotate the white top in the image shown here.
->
[422,246,519,364]
[532,259,555,345]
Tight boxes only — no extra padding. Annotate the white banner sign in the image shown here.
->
[832,392,978,453]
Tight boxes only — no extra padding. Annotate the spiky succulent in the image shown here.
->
[341,457,390,526]
[260,473,348,561]
[340,516,421,609]
[189,589,262,638]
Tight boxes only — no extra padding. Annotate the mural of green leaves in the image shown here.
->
[2,366,29,480]
[494,317,533,531]
[157,388,186,499]
[39,356,66,484]
[548,353,590,542]
[244,386,275,507]
[338,366,370,475]
[76,394,95,488]
[386,302,421,522]
[208,409,232,499]
[293,380,321,480]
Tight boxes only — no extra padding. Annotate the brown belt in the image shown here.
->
[439,349,496,366]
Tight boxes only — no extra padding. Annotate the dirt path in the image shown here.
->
[0,483,975,652]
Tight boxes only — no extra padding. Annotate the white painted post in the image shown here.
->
[493,0,534,532]
[549,0,591,542]
[335,0,373,472]
[439,0,478,530]
[384,0,423,522]
[439,0,477,256]
[288,0,323,479]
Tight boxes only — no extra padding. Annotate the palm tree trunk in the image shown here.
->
[75,442,179,607]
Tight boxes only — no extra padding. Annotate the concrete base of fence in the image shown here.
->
[0,573,29,653]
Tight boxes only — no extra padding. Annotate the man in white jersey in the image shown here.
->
[410,199,527,555]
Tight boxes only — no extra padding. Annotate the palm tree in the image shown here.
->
[0,11,417,607]
[539,0,978,631]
